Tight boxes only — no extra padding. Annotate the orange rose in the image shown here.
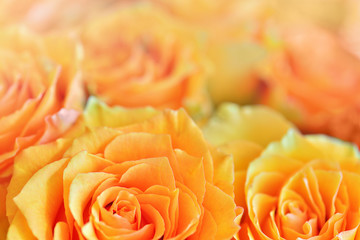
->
[6,97,239,239]
[77,3,211,121]
[151,0,269,105]
[244,130,360,239]
[202,103,360,239]
[260,25,360,147]
[0,27,85,237]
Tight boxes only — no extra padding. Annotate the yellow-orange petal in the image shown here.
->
[202,182,239,239]
[13,158,68,240]
[122,108,214,182]
[202,103,294,147]
[63,127,120,157]
[175,149,206,205]
[218,140,262,207]
[69,172,115,226]
[6,212,36,240]
[7,138,72,221]
[63,151,113,233]
[84,97,158,128]
[53,222,70,240]
[209,146,235,198]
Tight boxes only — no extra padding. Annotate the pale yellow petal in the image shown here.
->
[84,96,158,128]
[63,127,120,157]
[306,134,360,170]
[209,146,235,198]
[202,103,294,147]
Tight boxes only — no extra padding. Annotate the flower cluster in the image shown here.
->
[1,0,360,239]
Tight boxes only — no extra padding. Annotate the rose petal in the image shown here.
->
[201,182,239,239]
[189,209,217,240]
[13,158,68,240]
[63,151,113,234]
[69,172,115,226]
[138,186,179,238]
[0,182,8,239]
[122,108,214,182]
[7,138,72,221]
[202,103,293,147]
[54,222,70,240]
[20,68,62,137]
[174,182,201,239]
[174,149,206,205]
[6,212,36,240]
[119,157,176,191]
[141,204,165,239]
[63,127,119,157]
[209,146,234,198]
[104,132,182,181]
[84,96,158,128]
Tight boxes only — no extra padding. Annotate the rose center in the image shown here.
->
[108,200,137,224]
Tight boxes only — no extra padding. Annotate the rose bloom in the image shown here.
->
[244,130,360,239]
[203,103,360,239]
[202,103,293,239]
[150,0,269,106]
[0,27,85,238]
[6,97,239,239]
[259,25,360,147]
[76,3,211,121]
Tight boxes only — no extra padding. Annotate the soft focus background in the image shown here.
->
[1,0,360,144]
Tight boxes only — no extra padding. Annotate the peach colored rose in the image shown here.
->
[259,25,360,147]
[76,3,211,122]
[1,0,267,112]
[150,0,269,106]
[0,27,85,238]
[6,97,239,240]
[243,130,360,239]
[202,103,360,239]
[149,0,357,108]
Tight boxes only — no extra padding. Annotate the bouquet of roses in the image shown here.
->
[1,0,360,239]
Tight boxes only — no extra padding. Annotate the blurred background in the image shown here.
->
[1,0,360,145]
